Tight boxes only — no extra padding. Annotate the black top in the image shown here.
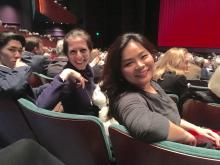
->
[0,65,34,100]
[157,72,188,98]
[36,62,97,116]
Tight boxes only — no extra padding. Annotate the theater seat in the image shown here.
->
[109,124,220,165]
[182,99,220,131]
[28,72,53,88]
[17,98,114,165]
[167,93,179,104]
[0,100,36,147]
[32,72,53,84]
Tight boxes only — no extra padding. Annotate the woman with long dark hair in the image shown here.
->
[101,33,220,145]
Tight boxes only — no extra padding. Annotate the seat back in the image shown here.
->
[32,72,53,84]
[0,100,36,147]
[167,93,179,104]
[182,99,220,130]
[18,98,113,165]
[187,83,209,91]
[28,72,53,87]
[187,79,208,87]
[109,124,220,165]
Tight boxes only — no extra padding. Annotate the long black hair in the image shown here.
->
[101,33,154,109]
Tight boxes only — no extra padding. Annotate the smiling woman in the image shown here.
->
[101,33,220,147]
[121,41,155,92]
[36,28,99,116]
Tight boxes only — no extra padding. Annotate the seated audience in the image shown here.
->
[101,33,220,146]
[153,47,197,111]
[208,66,220,99]
[36,29,99,116]
[212,55,220,71]
[186,59,220,104]
[90,49,107,84]
[0,32,46,101]
[22,36,49,75]
[153,47,189,98]
[185,53,202,80]
[201,58,211,80]
[89,48,101,67]
[47,39,68,77]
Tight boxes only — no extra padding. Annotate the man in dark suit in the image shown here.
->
[22,36,50,75]
[0,32,34,99]
[0,32,65,165]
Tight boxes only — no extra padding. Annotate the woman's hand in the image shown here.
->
[183,131,197,146]
[59,68,88,88]
[180,119,220,147]
[195,127,220,147]
[168,121,197,146]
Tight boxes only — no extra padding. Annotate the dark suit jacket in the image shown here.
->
[21,51,50,75]
[0,65,34,100]
[47,56,68,78]
[0,65,48,101]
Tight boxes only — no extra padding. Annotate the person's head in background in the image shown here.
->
[56,39,64,56]
[208,66,220,98]
[211,55,220,71]
[101,33,155,100]
[25,36,44,55]
[153,47,189,81]
[63,28,93,70]
[90,48,101,63]
[0,32,25,68]
[194,56,204,68]
[187,52,194,64]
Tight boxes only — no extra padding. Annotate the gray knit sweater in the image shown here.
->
[112,81,181,142]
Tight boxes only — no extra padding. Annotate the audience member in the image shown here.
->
[186,65,220,104]
[200,58,211,80]
[212,55,220,71]
[47,39,68,77]
[185,53,202,80]
[208,66,220,98]
[101,33,220,146]
[89,49,107,84]
[36,29,99,116]
[0,32,46,101]
[194,56,204,69]
[22,36,49,75]
[153,47,189,99]
[90,48,101,66]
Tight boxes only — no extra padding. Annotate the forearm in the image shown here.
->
[167,121,196,145]
[180,119,200,132]
[36,76,65,109]
[180,119,220,147]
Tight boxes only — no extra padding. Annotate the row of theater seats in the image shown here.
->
[0,99,112,165]
[169,94,220,131]
[1,97,220,165]
[182,99,220,131]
